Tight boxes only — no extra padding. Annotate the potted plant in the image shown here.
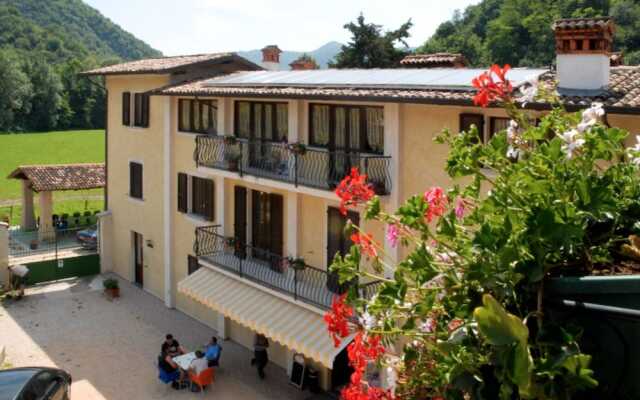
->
[103,278,120,298]
[368,179,387,195]
[223,135,238,145]
[29,240,38,250]
[288,142,307,156]
[225,152,241,172]
[288,257,306,271]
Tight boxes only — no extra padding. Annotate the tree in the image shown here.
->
[21,57,67,131]
[330,14,412,68]
[0,50,31,131]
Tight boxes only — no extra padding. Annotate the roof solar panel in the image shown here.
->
[202,68,548,90]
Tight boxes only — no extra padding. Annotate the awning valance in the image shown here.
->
[178,267,348,368]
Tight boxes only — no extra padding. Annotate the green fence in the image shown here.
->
[23,254,100,285]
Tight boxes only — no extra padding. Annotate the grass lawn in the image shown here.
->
[0,130,105,226]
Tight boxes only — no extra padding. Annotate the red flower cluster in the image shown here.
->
[324,294,354,347]
[424,187,448,223]
[351,232,378,258]
[342,332,393,400]
[471,64,513,108]
[336,168,375,216]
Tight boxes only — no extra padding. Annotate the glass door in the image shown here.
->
[326,207,359,294]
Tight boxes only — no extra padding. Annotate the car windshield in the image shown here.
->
[0,369,38,400]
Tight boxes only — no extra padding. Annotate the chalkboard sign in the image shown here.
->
[289,354,305,389]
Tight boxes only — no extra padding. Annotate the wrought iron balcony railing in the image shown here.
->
[194,226,382,310]
[194,135,392,195]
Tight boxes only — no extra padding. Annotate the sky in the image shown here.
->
[84,0,480,56]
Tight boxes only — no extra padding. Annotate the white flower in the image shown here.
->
[518,75,539,106]
[385,363,398,395]
[507,146,521,159]
[577,102,605,133]
[359,311,377,330]
[419,318,437,333]
[506,120,519,141]
[558,129,585,159]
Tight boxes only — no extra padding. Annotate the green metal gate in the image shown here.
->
[23,254,100,285]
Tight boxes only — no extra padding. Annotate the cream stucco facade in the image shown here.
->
[99,69,640,392]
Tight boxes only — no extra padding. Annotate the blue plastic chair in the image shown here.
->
[158,365,180,384]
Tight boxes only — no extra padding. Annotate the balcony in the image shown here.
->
[194,135,392,194]
[194,226,382,310]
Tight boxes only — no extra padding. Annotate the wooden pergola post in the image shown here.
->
[38,191,54,242]
[21,180,36,231]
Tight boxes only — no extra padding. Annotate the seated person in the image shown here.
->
[189,350,209,376]
[158,350,183,389]
[205,336,222,367]
[161,333,185,357]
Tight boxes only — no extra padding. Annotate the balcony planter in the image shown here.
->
[546,274,640,398]
[223,135,238,145]
[225,154,241,172]
[103,278,120,299]
[224,237,236,251]
[29,240,39,250]
[288,142,307,156]
[369,180,387,195]
[288,257,306,271]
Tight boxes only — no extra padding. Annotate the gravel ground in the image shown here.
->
[0,274,318,400]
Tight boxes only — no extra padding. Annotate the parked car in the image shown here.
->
[76,226,98,249]
[0,367,71,400]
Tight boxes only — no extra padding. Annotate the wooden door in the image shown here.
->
[234,186,247,259]
[326,207,359,293]
[251,190,283,270]
[133,231,144,287]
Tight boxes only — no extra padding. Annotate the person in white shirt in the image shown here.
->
[189,350,209,376]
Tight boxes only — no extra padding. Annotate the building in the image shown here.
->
[82,17,640,392]
[400,52,468,68]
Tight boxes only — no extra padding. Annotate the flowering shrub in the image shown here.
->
[325,65,640,399]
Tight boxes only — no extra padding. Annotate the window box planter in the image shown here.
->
[225,154,241,172]
[223,135,238,145]
[546,274,640,399]
[287,257,306,271]
[288,142,307,156]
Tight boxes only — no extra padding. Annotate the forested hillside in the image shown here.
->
[419,0,640,67]
[0,0,161,132]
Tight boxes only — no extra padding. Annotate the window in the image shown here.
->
[178,99,218,134]
[309,104,384,154]
[122,92,131,126]
[129,162,143,199]
[133,93,150,128]
[489,117,510,142]
[187,255,200,275]
[234,101,288,142]
[177,173,214,221]
[459,113,485,143]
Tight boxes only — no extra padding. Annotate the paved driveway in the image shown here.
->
[0,274,316,400]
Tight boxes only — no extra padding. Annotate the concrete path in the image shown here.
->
[0,274,324,400]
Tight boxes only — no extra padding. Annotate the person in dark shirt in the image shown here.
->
[252,333,269,379]
[158,349,183,389]
[161,333,185,357]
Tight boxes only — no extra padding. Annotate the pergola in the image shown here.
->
[7,163,105,241]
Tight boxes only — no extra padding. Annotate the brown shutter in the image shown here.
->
[459,113,485,143]
[130,162,143,199]
[187,255,200,275]
[269,193,283,256]
[205,179,215,221]
[234,186,247,258]
[177,173,188,213]
[142,94,150,127]
[122,92,130,126]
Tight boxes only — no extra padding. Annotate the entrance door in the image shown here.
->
[326,207,359,293]
[251,190,283,270]
[133,231,144,287]
[234,186,247,259]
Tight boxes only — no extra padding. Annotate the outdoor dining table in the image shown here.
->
[172,352,197,371]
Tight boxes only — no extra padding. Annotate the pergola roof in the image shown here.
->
[8,163,105,192]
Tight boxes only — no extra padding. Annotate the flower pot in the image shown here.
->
[105,287,120,298]
[546,275,640,399]
[370,180,387,195]
[227,160,239,172]
[29,240,39,250]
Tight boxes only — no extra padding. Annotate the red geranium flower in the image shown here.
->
[336,168,375,216]
[424,187,448,223]
[351,232,378,259]
[324,294,353,347]
[472,64,513,108]
[341,332,393,400]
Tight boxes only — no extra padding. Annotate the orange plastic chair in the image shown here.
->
[189,367,214,394]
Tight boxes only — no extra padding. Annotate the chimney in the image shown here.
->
[553,17,614,93]
[289,54,318,70]
[261,45,282,71]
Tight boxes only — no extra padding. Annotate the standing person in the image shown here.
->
[162,333,185,357]
[205,336,222,367]
[252,333,269,379]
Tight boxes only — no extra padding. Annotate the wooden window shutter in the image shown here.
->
[205,179,215,221]
[142,94,150,127]
[122,92,131,126]
[459,113,485,143]
[177,173,188,213]
[269,193,283,256]
[129,162,143,199]
[187,255,200,275]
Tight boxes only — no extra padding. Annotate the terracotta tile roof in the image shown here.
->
[8,163,105,192]
[152,66,640,114]
[552,17,613,30]
[400,53,467,67]
[80,53,255,76]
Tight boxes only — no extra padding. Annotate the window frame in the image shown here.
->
[459,113,485,143]
[178,98,218,134]
[233,100,288,142]
[489,116,511,143]
[308,103,384,154]
[133,93,150,128]
[129,161,143,200]
[122,92,131,126]
[177,173,214,221]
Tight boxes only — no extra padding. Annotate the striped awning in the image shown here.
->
[178,267,348,368]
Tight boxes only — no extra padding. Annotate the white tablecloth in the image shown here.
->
[172,352,196,370]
